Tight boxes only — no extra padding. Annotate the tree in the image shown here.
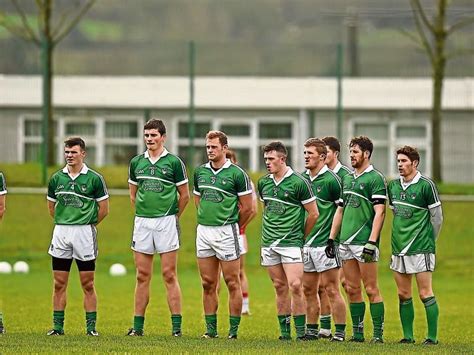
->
[404,0,474,182]
[0,0,96,184]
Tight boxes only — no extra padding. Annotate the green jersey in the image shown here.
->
[128,149,188,218]
[388,172,441,256]
[0,172,6,195]
[339,165,387,246]
[332,161,352,180]
[258,167,315,248]
[47,165,109,225]
[303,166,342,247]
[193,159,252,226]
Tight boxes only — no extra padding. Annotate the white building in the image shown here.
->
[0,75,472,182]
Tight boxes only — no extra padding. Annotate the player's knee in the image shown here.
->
[325,284,339,299]
[225,278,240,293]
[201,278,217,293]
[418,289,434,300]
[345,283,362,298]
[303,284,315,297]
[365,284,381,301]
[54,279,67,293]
[398,289,411,301]
[162,270,177,285]
[288,279,303,295]
[81,279,95,294]
[136,268,152,284]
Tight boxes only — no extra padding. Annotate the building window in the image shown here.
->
[259,123,292,139]
[350,118,431,178]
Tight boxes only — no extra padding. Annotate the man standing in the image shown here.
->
[193,131,254,339]
[127,118,189,337]
[326,136,386,343]
[258,141,319,340]
[302,139,346,342]
[0,171,7,334]
[388,146,442,345]
[318,136,352,338]
[47,137,109,336]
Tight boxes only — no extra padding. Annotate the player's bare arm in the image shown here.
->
[328,205,343,241]
[47,200,55,218]
[0,195,5,220]
[96,199,109,225]
[129,183,138,206]
[303,200,319,238]
[237,193,254,229]
[368,203,386,243]
[176,183,190,218]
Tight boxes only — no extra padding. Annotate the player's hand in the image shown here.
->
[361,241,377,262]
[325,239,336,259]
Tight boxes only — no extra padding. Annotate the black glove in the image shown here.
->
[325,239,336,259]
[361,241,377,262]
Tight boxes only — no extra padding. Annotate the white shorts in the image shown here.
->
[261,247,303,266]
[131,215,180,255]
[48,224,98,261]
[339,244,380,263]
[390,254,435,274]
[238,234,248,255]
[196,223,240,261]
[303,246,341,273]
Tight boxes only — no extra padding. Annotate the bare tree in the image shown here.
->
[403,0,474,182]
[0,0,95,182]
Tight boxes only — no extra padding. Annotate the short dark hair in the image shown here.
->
[206,130,228,146]
[322,136,341,153]
[304,138,327,156]
[64,137,85,151]
[397,145,420,163]
[350,136,373,158]
[144,118,166,135]
[263,141,287,157]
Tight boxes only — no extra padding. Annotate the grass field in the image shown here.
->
[0,194,473,353]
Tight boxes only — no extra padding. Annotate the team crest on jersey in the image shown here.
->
[284,190,289,197]
[359,183,365,190]
[161,168,168,175]
[410,193,417,199]
[80,185,87,192]
[221,179,227,185]
[316,185,322,193]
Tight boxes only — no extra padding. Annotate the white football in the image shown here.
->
[13,261,30,273]
[0,261,12,274]
[109,263,127,276]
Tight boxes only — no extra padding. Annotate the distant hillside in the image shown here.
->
[1,0,473,76]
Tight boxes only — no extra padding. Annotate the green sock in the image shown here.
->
[306,323,318,336]
[320,314,331,331]
[293,314,306,338]
[171,314,182,334]
[370,302,384,339]
[399,298,414,341]
[422,296,439,342]
[133,315,145,332]
[85,311,97,332]
[53,310,65,332]
[278,314,291,339]
[349,302,365,340]
[335,323,346,339]
[229,315,241,337]
[205,314,217,336]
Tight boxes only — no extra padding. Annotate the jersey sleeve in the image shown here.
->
[387,181,395,208]
[0,172,6,195]
[93,174,109,202]
[173,156,189,186]
[423,178,441,209]
[298,177,316,205]
[128,158,138,185]
[47,174,57,202]
[257,177,264,202]
[235,169,252,196]
[371,174,387,201]
[193,169,201,196]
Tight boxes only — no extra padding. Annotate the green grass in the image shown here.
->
[1,163,474,195]
[0,196,473,352]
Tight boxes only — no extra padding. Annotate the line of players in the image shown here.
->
[0,118,442,346]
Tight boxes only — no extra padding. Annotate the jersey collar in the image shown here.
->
[353,164,373,179]
[305,165,328,181]
[400,171,421,190]
[270,167,294,186]
[144,148,169,163]
[333,161,343,174]
[62,164,89,179]
[205,159,232,175]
